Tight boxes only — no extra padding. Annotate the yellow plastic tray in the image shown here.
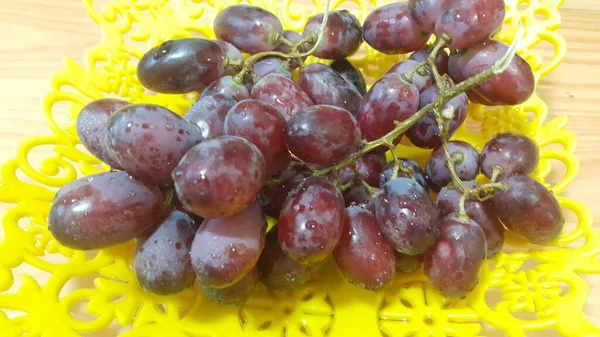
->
[1,0,599,336]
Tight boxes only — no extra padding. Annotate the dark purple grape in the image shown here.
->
[258,229,323,290]
[76,98,129,169]
[286,105,361,167]
[480,132,539,180]
[408,0,453,33]
[453,40,535,105]
[435,0,506,49]
[49,171,166,250]
[302,10,363,60]
[437,183,505,258]
[183,94,237,139]
[214,5,283,54]
[244,57,293,90]
[409,49,450,75]
[425,213,487,298]
[380,159,429,191]
[426,141,480,190]
[357,74,420,141]
[215,40,244,76]
[191,202,266,288]
[201,76,249,101]
[201,267,258,306]
[137,38,225,93]
[395,252,424,273]
[356,153,386,187]
[278,177,345,264]
[363,3,431,55]
[275,30,308,68]
[106,104,204,185]
[172,136,266,218]
[134,210,197,295]
[225,99,290,176]
[334,207,396,290]
[343,184,377,214]
[298,62,363,117]
[406,86,469,149]
[385,59,433,92]
[330,59,367,96]
[258,165,309,218]
[375,177,440,255]
[491,175,564,244]
[251,73,313,121]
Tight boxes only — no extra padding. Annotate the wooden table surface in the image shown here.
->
[0,0,599,335]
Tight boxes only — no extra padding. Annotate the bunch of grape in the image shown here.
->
[49,0,564,304]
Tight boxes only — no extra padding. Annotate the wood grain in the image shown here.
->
[0,0,599,335]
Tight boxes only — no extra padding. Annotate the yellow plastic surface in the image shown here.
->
[1,0,599,336]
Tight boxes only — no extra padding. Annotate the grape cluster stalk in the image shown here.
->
[50,0,565,304]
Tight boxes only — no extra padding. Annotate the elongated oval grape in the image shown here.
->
[375,178,439,255]
[183,94,237,139]
[363,3,431,55]
[330,59,367,95]
[491,175,564,244]
[191,202,266,288]
[395,252,424,273]
[201,76,249,102]
[258,229,324,290]
[137,38,225,93]
[76,98,129,169]
[215,40,244,76]
[357,74,419,141]
[172,136,266,218]
[134,210,197,295]
[201,267,259,306]
[385,59,433,92]
[214,5,283,54]
[225,99,290,176]
[406,86,469,149]
[302,10,363,60]
[298,62,363,116]
[380,159,429,191]
[334,207,396,290]
[437,183,505,258]
[409,49,450,75]
[49,171,166,250]
[425,214,487,298]
[286,105,361,166]
[356,153,386,187]
[278,178,345,264]
[106,104,204,185]
[408,0,453,33]
[426,141,480,190]
[251,73,313,121]
[435,0,505,49]
[480,133,539,180]
[454,40,535,105]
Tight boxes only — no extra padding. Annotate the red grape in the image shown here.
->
[214,5,283,54]
[298,62,363,117]
[491,175,564,244]
[286,105,361,166]
[225,99,290,176]
[330,59,367,96]
[406,86,469,149]
[343,184,377,214]
[172,136,266,218]
[424,213,487,298]
[191,202,266,288]
[201,76,250,102]
[357,74,420,142]
[275,30,307,68]
[245,57,293,90]
[302,10,363,60]
[251,73,313,121]
[106,104,204,185]
[334,207,396,290]
[435,0,506,49]
[258,165,309,218]
[380,159,429,191]
[480,132,539,179]
[134,210,197,295]
[395,252,424,273]
[137,38,225,93]
[426,141,480,190]
[408,0,453,33]
[355,153,386,187]
[183,93,237,139]
[215,40,244,76]
[375,177,440,255]
[409,49,450,75]
[363,2,431,55]
[385,59,433,92]
[76,98,129,169]
[201,267,259,306]
[278,177,345,264]
[49,171,166,250]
